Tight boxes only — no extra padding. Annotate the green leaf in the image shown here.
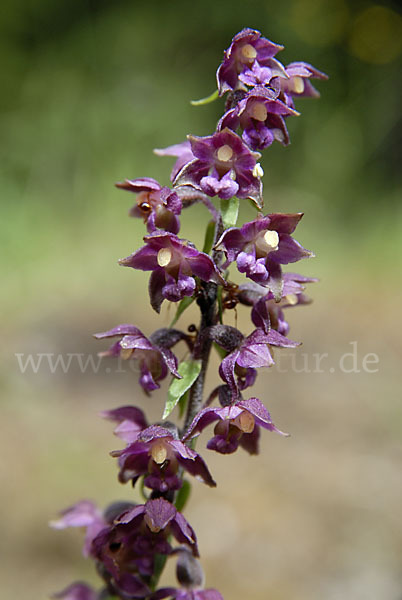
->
[170,296,195,327]
[213,341,227,360]
[150,553,168,591]
[178,390,189,419]
[175,479,192,512]
[163,359,202,419]
[202,219,216,254]
[220,197,239,229]
[190,89,219,106]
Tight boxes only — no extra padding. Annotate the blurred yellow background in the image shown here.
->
[1,1,401,598]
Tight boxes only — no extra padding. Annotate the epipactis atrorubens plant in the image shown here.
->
[51,28,327,600]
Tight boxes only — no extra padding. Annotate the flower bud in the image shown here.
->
[176,548,205,589]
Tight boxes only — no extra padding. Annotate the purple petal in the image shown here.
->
[171,511,199,556]
[100,406,147,442]
[168,439,216,483]
[266,260,283,301]
[149,268,166,313]
[139,364,160,393]
[94,324,143,339]
[267,212,303,234]
[187,134,216,162]
[100,405,147,426]
[266,328,299,348]
[216,227,247,263]
[183,406,224,440]
[163,273,196,302]
[173,158,210,190]
[119,332,154,351]
[207,432,241,454]
[243,125,275,151]
[115,177,162,193]
[219,351,240,397]
[154,141,195,182]
[158,346,180,378]
[251,297,271,333]
[273,234,314,264]
[115,503,146,525]
[50,501,102,530]
[238,397,288,436]
[198,590,225,600]
[144,498,177,531]
[237,340,274,368]
[50,501,106,558]
[52,582,97,600]
[284,272,318,284]
[115,573,151,598]
[238,397,272,423]
[114,420,145,443]
[200,173,239,199]
[187,252,222,284]
[119,245,159,271]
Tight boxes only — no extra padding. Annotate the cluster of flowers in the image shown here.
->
[52,29,326,600]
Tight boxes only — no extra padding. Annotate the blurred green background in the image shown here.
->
[2,0,402,598]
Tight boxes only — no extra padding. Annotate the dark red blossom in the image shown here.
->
[119,232,224,311]
[116,177,182,234]
[216,213,313,300]
[218,85,299,150]
[185,396,287,455]
[216,28,284,95]
[94,324,182,393]
[174,128,263,209]
[111,423,216,491]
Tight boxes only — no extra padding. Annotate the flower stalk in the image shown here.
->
[51,28,326,600]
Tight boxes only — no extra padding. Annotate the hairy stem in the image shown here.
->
[183,280,218,432]
[183,217,223,433]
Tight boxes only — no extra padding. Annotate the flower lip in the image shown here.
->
[216,28,284,95]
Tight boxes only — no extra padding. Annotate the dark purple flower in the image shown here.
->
[94,324,181,393]
[100,405,148,443]
[50,501,106,558]
[173,129,263,208]
[280,62,328,108]
[52,582,98,600]
[218,86,299,150]
[218,327,299,397]
[154,141,195,182]
[115,177,181,234]
[119,232,224,312]
[238,273,316,335]
[216,213,313,300]
[238,59,286,89]
[185,396,287,455]
[216,28,284,95]
[92,498,198,583]
[151,546,225,599]
[151,546,225,600]
[110,424,216,491]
